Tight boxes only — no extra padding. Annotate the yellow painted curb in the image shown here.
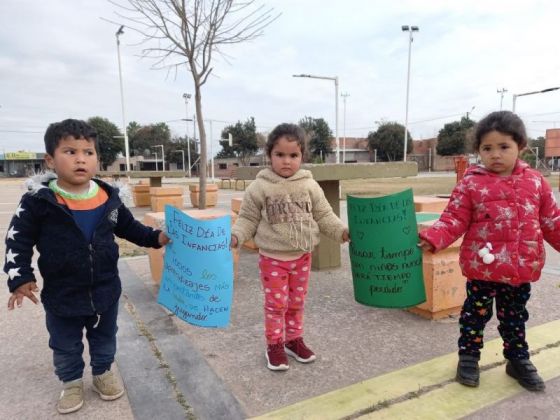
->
[251,320,560,420]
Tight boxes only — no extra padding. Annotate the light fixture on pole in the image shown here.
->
[401,25,419,162]
[151,145,165,171]
[152,152,159,171]
[173,150,185,172]
[497,88,508,110]
[115,25,131,172]
[466,106,475,121]
[182,93,192,177]
[293,74,339,163]
[512,87,560,113]
[341,92,350,163]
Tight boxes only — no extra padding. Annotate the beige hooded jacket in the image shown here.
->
[231,168,346,256]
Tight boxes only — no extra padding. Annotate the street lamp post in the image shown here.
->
[293,74,340,163]
[401,25,419,162]
[152,144,165,171]
[152,152,158,172]
[182,93,192,177]
[173,150,185,172]
[115,25,131,172]
[512,87,560,113]
[341,92,350,163]
[497,88,508,110]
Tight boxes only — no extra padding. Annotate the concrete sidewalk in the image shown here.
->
[1,183,560,418]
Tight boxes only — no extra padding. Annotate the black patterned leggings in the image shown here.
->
[458,279,531,360]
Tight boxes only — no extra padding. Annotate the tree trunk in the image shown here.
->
[195,85,207,209]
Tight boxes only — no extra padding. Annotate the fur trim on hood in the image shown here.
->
[23,170,133,205]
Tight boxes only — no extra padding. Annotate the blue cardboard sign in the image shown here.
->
[157,206,234,328]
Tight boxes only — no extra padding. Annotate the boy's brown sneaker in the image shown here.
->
[93,370,125,400]
[506,359,545,392]
[57,379,84,414]
[266,343,289,371]
[285,337,316,363]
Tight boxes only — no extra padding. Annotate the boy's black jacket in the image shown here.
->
[4,175,162,317]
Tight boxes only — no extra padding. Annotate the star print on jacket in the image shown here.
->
[6,225,18,241]
[5,249,18,264]
[14,205,25,218]
[419,159,560,286]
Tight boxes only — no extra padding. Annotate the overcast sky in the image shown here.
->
[1,0,560,154]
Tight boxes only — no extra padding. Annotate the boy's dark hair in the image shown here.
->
[473,111,527,151]
[266,123,306,158]
[44,119,98,156]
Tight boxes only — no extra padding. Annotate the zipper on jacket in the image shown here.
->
[88,244,97,314]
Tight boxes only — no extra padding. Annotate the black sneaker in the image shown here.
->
[456,355,480,387]
[506,359,545,392]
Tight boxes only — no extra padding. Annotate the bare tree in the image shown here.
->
[111,0,278,208]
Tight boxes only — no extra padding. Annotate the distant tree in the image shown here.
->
[126,121,142,151]
[219,117,258,165]
[436,117,476,156]
[87,116,123,169]
[521,136,545,168]
[367,122,412,161]
[299,116,332,162]
[167,136,199,171]
[129,122,172,161]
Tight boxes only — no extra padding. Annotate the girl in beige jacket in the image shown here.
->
[231,123,349,371]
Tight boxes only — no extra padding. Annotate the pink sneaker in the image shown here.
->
[266,343,289,371]
[285,337,316,363]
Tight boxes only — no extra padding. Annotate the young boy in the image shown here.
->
[4,119,170,414]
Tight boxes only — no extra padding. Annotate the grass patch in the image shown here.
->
[341,173,559,198]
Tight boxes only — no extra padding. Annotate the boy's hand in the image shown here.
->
[342,230,350,243]
[230,235,238,249]
[417,239,434,252]
[158,231,171,246]
[8,282,39,310]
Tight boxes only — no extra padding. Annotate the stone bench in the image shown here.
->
[235,162,418,270]
[410,215,466,320]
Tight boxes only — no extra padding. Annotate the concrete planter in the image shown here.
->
[149,187,184,212]
[409,218,466,320]
[132,184,151,207]
[189,183,218,208]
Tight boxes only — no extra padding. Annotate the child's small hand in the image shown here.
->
[417,239,434,252]
[158,231,171,246]
[230,235,238,249]
[8,281,39,310]
[342,230,350,243]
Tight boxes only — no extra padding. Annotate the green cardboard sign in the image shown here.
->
[347,189,426,308]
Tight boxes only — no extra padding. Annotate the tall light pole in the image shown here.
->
[182,93,192,177]
[173,150,185,172]
[152,152,158,171]
[497,88,508,110]
[401,25,419,162]
[152,144,165,171]
[115,25,131,172]
[341,92,350,163]
[293,74,340,163]
[512,87,560,113]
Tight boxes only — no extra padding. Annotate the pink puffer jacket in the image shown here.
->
[419,160,560,285]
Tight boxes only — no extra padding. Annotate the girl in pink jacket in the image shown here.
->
[419,111,560,392]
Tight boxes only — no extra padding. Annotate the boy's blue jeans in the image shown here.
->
[45,301,119,382]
